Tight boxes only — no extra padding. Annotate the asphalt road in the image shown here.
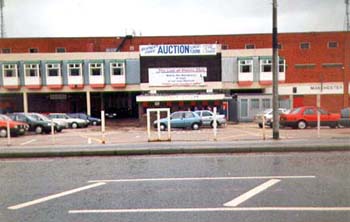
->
[1,151,350,222]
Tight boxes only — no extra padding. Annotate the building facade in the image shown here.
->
[0,31,349,122]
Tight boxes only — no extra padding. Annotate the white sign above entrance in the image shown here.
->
[140,44,217,56]
[149,67,207,86]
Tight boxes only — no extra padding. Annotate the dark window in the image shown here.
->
[202,112,212,117]
[56,47,66,53]
[113,68,122,75]
[29,48,39,53]
[328,41,338,48]
[29,69,37,76]
[48,69,59,76]
[263,64,272,72]
[304,108,315,115]
[92,69,101,76]
[5,70,14,77]
[245,44,255,49]
[300,42,310,49]
[2,48,11,53]
[241,65,251,73]
[70,69,80,76]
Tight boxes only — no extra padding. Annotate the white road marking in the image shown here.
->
[69,207,350,214]
[223,179,280,207]
[8,182,106,210]
[20,139,37,146]
[88,175,315,183]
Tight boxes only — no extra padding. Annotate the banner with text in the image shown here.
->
[149,67,207,86]
[140,44,217,56]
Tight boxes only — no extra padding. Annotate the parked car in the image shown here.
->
[280,106,340,129]
[8,112,61,134]
[0,114,29,137]
[47,113,89,128]
[194,110,226,128]
[338,107,350,127]
[254,108,290,128]
[153,111,202,130]
[28,113,67,132]
[68,113,101,126]
[105,108,118,119]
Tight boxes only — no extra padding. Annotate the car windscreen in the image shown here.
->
[290,107,302,114]
[32,114,51,121]
[0,115,11,121]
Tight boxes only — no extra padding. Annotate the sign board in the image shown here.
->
[149,67,207,86]
[140,44,217,56]
[266,83,344,95]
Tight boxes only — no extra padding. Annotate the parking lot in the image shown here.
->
[1,119,350,147]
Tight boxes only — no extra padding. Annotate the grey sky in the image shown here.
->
[4,0,347,37]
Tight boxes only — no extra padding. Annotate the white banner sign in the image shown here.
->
[149,67,207,86]
[140,44,217,56]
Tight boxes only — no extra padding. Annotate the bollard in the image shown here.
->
[101,110,106,144]
[157,110,161,140]
[317,110,320,138]
[6,119,10,146]
[213,107,217,141]
[51,119,55,145]
[262,115,266,140]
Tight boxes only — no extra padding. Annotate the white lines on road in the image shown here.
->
[88,175,315,183]
[20,139,37,146]
[223,179,281,207]
[8,182,106,210]
[69,207,350,214]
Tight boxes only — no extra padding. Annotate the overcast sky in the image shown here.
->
[4,0,347,37]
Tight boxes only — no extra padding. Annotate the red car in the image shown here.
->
[0,114,29,137]
[280,106,340,129]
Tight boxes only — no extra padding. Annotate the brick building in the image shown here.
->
[0,31,349,121]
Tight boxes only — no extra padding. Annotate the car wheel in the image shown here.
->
[160,123,166,131]
[92,121,97,126]
[35,125,43,134]
[71,122,78,129]
[297,120,307,129]
[0,128,7,138]
[210,121,220,128]
[329,122,337,129]
[258,123,263,128]
[192,123,200,130]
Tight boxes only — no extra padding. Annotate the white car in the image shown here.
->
[47,113,89,129]
[28,113,69,131]
[194,110,227,128]
[254,108,290,128]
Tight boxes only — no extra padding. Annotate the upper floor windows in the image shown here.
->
[328,41,338,48]
[24,64,40,77]
[245,44,255,49]
[68,63,82,76]
[239,60,253,73]
[300,42,310,49]
[110,62,125,76]
[261,59,272,72]
[46,63,61,77]
[279,59,285,73]
[29,48,39,53]
[56,47,66,53]
[89,63,103,76]
[2,64,17,77]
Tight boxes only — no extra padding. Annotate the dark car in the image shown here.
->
[68,113,101,126]
[8,112,61,134]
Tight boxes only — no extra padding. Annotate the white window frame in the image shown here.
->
[89,63,104,76]
[46,63,61,77]
[24,64,40,77]
[279,59,286,73]
[2,64,18,77]
[68,63,82,76]
[239,60,253,74]
[110,62,125,76]
[260,59,272,73]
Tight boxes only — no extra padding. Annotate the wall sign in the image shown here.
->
[266,83,344,95]
[140,44,217,56]
[149,67,207,86]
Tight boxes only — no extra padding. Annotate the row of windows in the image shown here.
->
[238,59,285,73]
[1,62,125,78]
[0,41,339,53]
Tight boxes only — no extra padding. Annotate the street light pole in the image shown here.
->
[272,0,280,139]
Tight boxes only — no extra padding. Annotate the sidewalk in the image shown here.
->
[1,137,349,158]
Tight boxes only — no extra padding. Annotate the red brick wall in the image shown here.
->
[321,94,344,113]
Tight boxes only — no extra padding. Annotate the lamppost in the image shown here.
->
[272,0,280,139]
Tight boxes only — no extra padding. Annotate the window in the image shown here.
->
[245,44,255,49]
[56,47,66,53]
[261,59,272,72]
[171,112,182,119]
[29,48,39,53]
[110,62,124,75]
[251,99,260,109]
[262,99,271,109]
[2,64,17,77]
[202,111,212,117]
[279,59,285,72]
[24,64,40,77]
[328,41,338,48]
[185,112,194,118]
[1,48,11,53]
[46,64,61,77]
[304,108,315,115]
[68,63,82,76]
[300,42,310,49]
[89,63,103,76]
[239,60,253,73]
[240,99,248,117]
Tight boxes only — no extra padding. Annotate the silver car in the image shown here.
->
[194,110,227,128]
